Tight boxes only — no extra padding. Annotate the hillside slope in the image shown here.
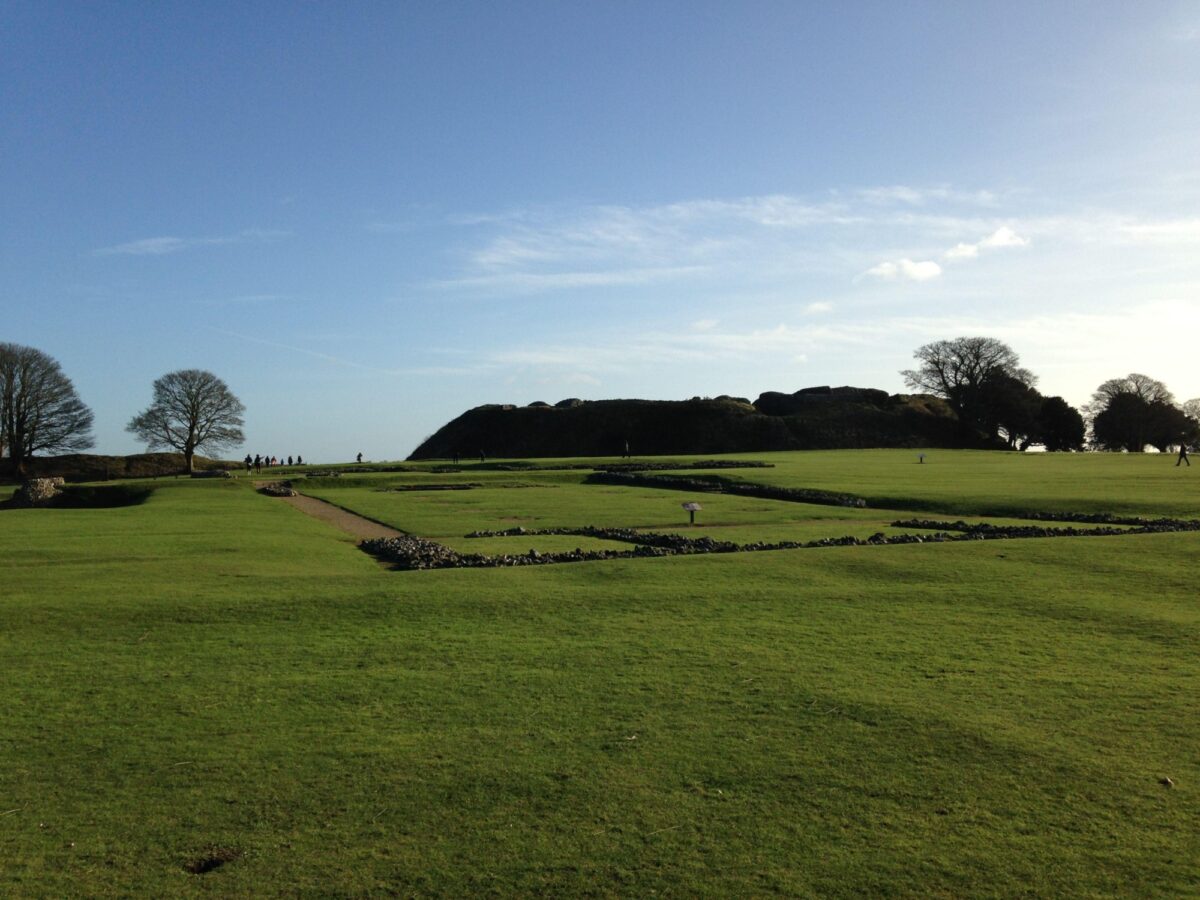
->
[409,387,986,459]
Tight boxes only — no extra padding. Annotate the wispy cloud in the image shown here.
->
[96,228,289,256]
[1119,218,1200,242]
[431,265,708,293]
[209,327,475,377]
[856,185,1000,207]
[472,299,1200,406]
[427,189,1200,304]
[488,321,872,372]
[212,293,286,306]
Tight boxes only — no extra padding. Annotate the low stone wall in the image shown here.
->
[365,510,1200,572]
[364,524,956,570]
[258,481,297,497]
[11,478,65,507]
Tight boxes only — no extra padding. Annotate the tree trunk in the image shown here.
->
[8,437,26,475]
[184,446,195,473]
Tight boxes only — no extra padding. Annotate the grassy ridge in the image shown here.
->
[2,454,1198,895]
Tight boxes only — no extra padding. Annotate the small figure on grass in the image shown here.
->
[356,451,363,464]
[1177,444,1191,467]
[244,454,252,474]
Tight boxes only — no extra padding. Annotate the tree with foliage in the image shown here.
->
[1033,396,1085,451]
[901,337,1036,441]
[0,342,95,473]
[978,370,1043,449]
[126,369,245,472]
[1088,374,1192,452]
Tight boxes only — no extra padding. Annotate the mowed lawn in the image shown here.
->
[1,453,1199,896]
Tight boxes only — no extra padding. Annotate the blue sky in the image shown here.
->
[3,2,1199,461]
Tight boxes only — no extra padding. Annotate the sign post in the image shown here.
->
[682,501,702,525]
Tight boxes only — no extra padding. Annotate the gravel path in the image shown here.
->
[262,488,405,541]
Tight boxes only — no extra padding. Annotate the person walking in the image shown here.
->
[1177,443,1191,467]
[356,451,363,464]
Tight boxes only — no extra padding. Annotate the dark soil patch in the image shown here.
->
[184,846,240,875]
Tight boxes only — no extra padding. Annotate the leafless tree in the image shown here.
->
[0,343,95,472]
[126,369,245,472]
[1086,373,1174,416]
[901,336,1035,435]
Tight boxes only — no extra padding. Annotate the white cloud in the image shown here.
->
[96,229,289,256]
[979,226,1030,249]
[691,318,720,331]
[944,242,979,260]
[941,226,1028,262]
[804,301,833,314]
[1119,219,1200,242]
[862,258,943,282]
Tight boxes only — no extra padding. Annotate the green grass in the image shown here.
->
[699,448,1200,517]
[2,452,1199,896]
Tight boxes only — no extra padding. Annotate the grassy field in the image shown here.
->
[2,451,1198,896]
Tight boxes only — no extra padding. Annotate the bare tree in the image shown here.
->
[901,336,1036,437]
[126,370,245,472]
[1086,373,1174,417]
[0,343,95,472]
[1179,397,1200,425]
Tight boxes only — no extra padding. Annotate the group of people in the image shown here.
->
[245,453,303,472]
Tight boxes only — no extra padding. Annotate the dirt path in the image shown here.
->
[260,487,404,541]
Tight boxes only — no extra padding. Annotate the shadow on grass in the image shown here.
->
[0,484,155,511]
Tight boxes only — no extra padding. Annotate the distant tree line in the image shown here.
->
[1,342,244,475]
[4,337,1198,474]
[902,336,1200,452]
